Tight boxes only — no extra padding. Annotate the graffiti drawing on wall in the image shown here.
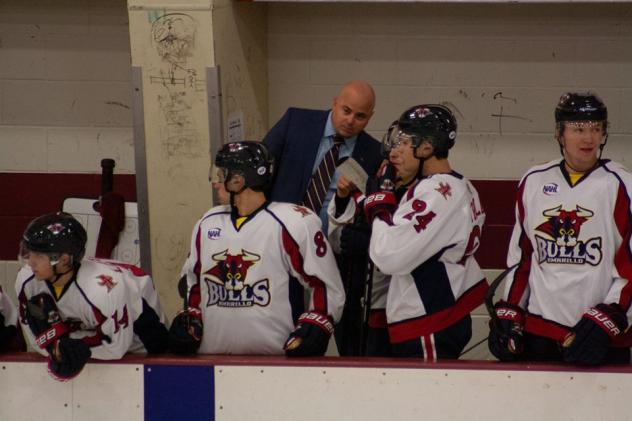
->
[149,13,205,158]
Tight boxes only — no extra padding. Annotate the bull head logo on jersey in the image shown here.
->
[535,205,593,247]
[534,204,602,266]
[203,249,271,308]
[209,249,260,291]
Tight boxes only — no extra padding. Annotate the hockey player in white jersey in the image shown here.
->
[363,105,488,359]
[0,287,19,352]
[489,92,632,365]
[16,212,169,380]
[169,141,345,356]
[328,120,422,356]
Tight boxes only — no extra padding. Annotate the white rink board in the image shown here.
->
[63,198,140,266]
[215,365,632,421]
[0,362,144,421]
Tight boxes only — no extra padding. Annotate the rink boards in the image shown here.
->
[1,354,632,421]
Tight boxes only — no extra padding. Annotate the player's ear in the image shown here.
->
[232,174,246,191]
[58,253,73,269]
[555,123,564,145]
[415,140,434,159]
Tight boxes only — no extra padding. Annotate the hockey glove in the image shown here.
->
[0,314,17,352]
[48,337,92,381]
[365,164,398,196]
[340,224,370,256]
[364,191,397,225]
[562,303,628,366]
[25,293,70,354]
[488,301,525,362]
[284,312,334,357]
[168,308,203,355]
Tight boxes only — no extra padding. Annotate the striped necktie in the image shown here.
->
[303,135,345,214]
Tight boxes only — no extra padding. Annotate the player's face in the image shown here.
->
[331,88,374,138]
[210,168,230,205]
[212,182,230,205]
[389,138,419,184]
[23,251,55,281]
[559,121,605,172]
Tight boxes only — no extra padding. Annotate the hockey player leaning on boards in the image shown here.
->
[489,92,632,365]
[362,105,488,360]
[169,141,345,356]
[16,212,169,380]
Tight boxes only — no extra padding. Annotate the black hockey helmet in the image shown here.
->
[555,92,607,123]
[214,141,274,192]
[397,105,457,157]
[21,212,87,263]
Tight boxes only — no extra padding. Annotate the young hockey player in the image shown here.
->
[489,92,632,365]
[16,212,169,380]
[169,141,345,356]
[364,105,488,360]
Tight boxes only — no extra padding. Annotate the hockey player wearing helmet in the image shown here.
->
[361,105,488,359]
[16,212,169,380]
[328,119,424,356]
[489,92,632,365]
[170,141,345,356]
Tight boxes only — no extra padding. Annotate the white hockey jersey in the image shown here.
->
[181,202,345,355]
[0,287,17,328]
[369,172,488,343]
[504,159,632,342]
[16,258,168,359]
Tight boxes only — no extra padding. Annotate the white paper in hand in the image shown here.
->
[337,158,369,194]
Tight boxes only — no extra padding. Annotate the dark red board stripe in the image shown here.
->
[0,174,517,268]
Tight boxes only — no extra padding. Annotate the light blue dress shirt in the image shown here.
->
[312,112,357,231]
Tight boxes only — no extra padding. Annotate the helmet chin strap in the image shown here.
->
[48,257,76,285]
[48,265,74,285]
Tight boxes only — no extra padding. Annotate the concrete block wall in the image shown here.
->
[0,1,134,267]
[0,0,134,175]
[267,3,632,179]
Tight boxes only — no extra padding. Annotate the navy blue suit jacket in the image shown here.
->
[263,108,383,204]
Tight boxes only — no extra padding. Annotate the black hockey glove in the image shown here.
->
[365,163,397,196]
[562,303,628,366]
[168,308,203,355]
[285,312,334,357]
[340,224,370,256]
[48,337,92,381]
[0,314,17,352]
[133,301,169,354]
[363,191,397,225]
[25,293,70,354]
[488,301,525,362]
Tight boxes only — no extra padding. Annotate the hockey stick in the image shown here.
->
[458,265,519,357]
[359,259,374,356]
[485,264,519,329]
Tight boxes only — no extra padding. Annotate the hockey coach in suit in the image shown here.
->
[263,80,383,356]
[263,80,383,231]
